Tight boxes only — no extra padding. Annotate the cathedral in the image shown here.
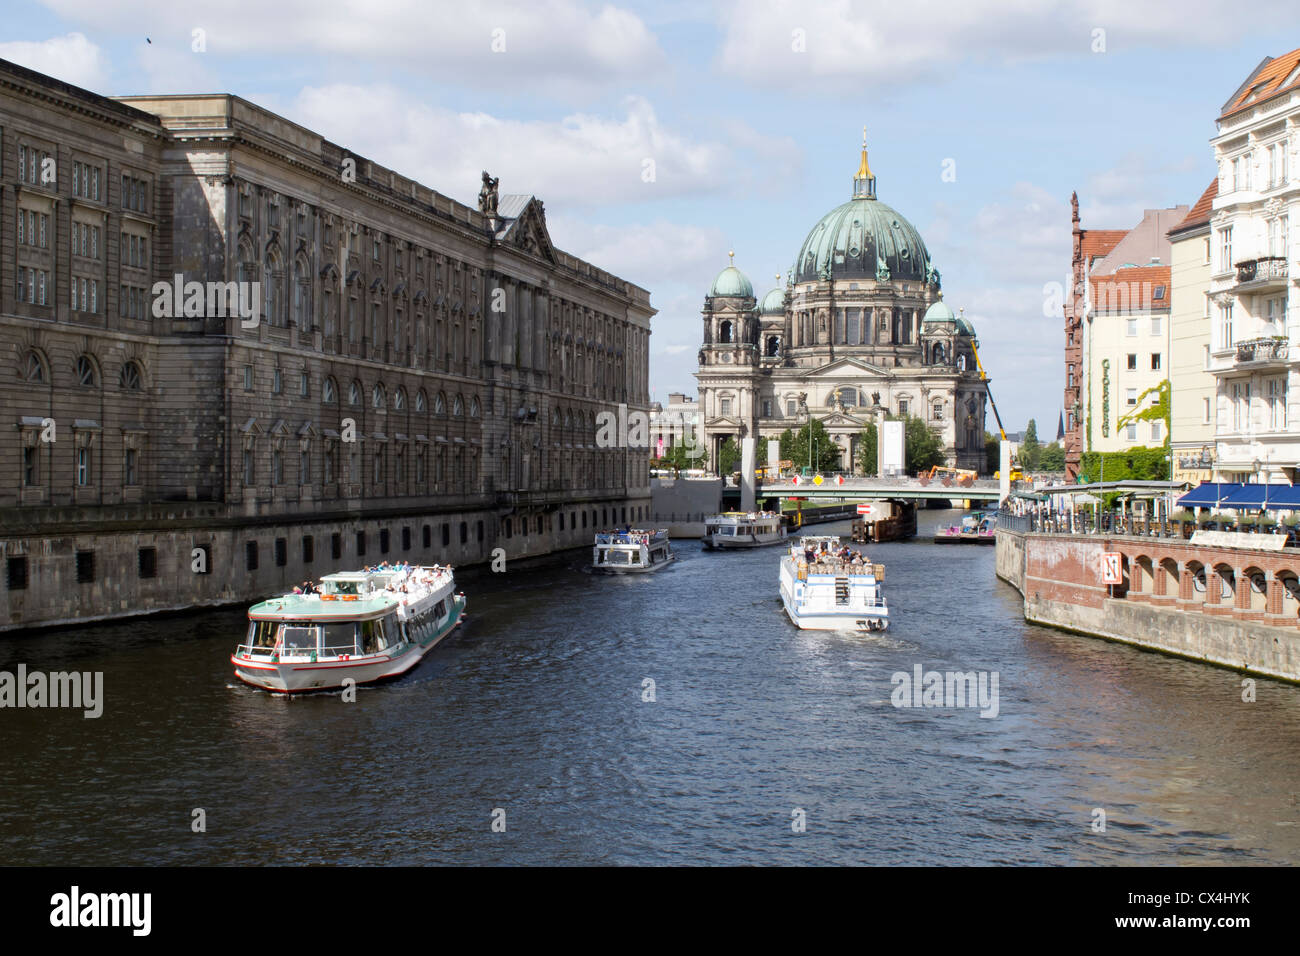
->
[694,139,989,474]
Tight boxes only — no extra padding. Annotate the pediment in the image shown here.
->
[706,416,743,428]
[816,410,869,427]
[807,357,893,378]
[494,195,556,263]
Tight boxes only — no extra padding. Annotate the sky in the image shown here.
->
[4,1,1296,435]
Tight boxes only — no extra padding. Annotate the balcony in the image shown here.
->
[1234,335,1291,368]
[1235,256,1289,292]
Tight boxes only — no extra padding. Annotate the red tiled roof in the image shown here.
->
[1089,265,1172,313]
[1080,229,1127,260]
[1221,47,1300,119]
[1171,179,1218,233]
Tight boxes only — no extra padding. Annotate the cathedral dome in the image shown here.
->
[923,293,974,335]
[791,141,933,284]
[710,255,754,299]
[759,287,785,314]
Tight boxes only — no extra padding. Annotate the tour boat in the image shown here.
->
[779,535,888,631]
[592,529,674,573]
[703,510,788,549]
[231,565,466,694]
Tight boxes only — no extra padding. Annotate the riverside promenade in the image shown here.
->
[995,510,1300,683]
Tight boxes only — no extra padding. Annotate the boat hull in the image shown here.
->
[592,552,675,573]
[704,531,787,549]
[232,594,466,694]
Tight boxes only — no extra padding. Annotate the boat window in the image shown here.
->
[434,600,446,618]
[360,619,381,653]
[323,622,358,655]
[248,620,278,648]
[630,552,642,564]
[281,625,319,655]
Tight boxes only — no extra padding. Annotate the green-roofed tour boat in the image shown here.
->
[231,565,466,694]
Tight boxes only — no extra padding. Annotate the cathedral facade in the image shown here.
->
[694,142,988,474]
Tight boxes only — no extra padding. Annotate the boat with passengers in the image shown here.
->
[778,535,888,631]
[703,510,788,549]
[231,564,466,693]
[592,528,674,573]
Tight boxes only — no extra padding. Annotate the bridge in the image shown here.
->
[751,477,1003,502]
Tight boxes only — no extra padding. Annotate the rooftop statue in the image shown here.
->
[478,170,499,218]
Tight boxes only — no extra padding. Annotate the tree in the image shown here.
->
[857,423,878,476]
[717,437,742,474]
[778,420,842,473]
[902,414,945,475]
[654,437,707,475]
[1039,442,1065,471]
[1020,418,1041,470]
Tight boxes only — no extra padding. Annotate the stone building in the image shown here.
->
[694,140,988,474]
[0,58,653,631]
[1168,179,1218,484]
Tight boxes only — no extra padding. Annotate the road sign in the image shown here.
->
[835,475,845,486]
[813,474,824,486]
[791,475,801,486]
[856,503,872,515]
[1100,551,1122,584]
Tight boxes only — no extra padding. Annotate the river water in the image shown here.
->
[3,509,1299,865]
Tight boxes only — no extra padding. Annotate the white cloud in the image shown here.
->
[0,32,108,90]
[549,216,728,286]
[285,83,776,209]
[715,0,1293,88]
[40,0,665,91]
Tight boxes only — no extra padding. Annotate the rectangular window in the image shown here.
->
[379,529,390,554]
[331,533,342,560]
[300,372,309,397]
[1150,421,1161,442]
[302,535,314,564]
[1220,302,1234,350]
[124,448,138,485]
[300,449,309,484]
[898,400,908,416]
[1220,226,1233,272]
[246,541,258,571]
[1126,388,1137,406]
[762,400,772,418]
[76,550,95,583]
[243,449,254,485]
[76,447,90,486]
[1126,423,1137,441]
[356,531,366,557]
[1203,237,1211,265]
[786,400,796,416]
[1150,316,1162,335]
[272,368,282,394]
[423,525,432,548]
[7,556,29,591]
[274,538,287,567]
[138,547,157,579]
[23,447,37,485]
[402,527,411,551]
[1151,353,1161,371]
[1126,318,1137,336]
[720,398,731,416]
[1127,353,1137,370]
[1203,396,1211,424]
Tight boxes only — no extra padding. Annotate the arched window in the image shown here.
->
[766,335,780,356]
[453,395,464,417]
[76,356,97,387]
[348,380,361,406]
[394,387,406,410]
[719,320,733,344]
[372,383,386,408]
[415,390,427,413]
[120,361,142,390]
[24,351,45,383]
[293,256,310,327]
[434,392,446,415]
[469,397,480,418]
[323,377,337,404]
[264,247,284,327]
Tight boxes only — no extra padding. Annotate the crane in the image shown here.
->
[970,338,1023,480]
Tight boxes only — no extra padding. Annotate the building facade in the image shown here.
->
[1168,180,1219,484]
[694,142,988,475]
[1066,200,1187,471]
[1207,47,1300,483]
[648,391,699,459]
[0,58,654,631]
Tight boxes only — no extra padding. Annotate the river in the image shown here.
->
[2,509,1298,865]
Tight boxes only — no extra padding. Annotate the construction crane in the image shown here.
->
[970,338,1024,481]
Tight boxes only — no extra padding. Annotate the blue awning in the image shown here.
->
[1177,483,1242,508]
[1220,484,1268,508]
[1261,485,1300,510]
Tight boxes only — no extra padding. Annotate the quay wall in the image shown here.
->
[650,477,722,538]
[996,526,1300,683]
[0,495,647,632]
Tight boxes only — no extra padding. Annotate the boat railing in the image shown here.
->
[595,530,665,545]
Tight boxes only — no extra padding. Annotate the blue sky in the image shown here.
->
[5,1,1296,435]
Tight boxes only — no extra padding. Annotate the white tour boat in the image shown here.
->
[703,510,788,549]
[779,535,888,631]
[231,564,466,694]
[592,529,674,573]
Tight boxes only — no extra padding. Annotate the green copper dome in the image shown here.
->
[923,295,974,335]
[710,264,754,299]
[759,287,785,314]
[793,197,932,284]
